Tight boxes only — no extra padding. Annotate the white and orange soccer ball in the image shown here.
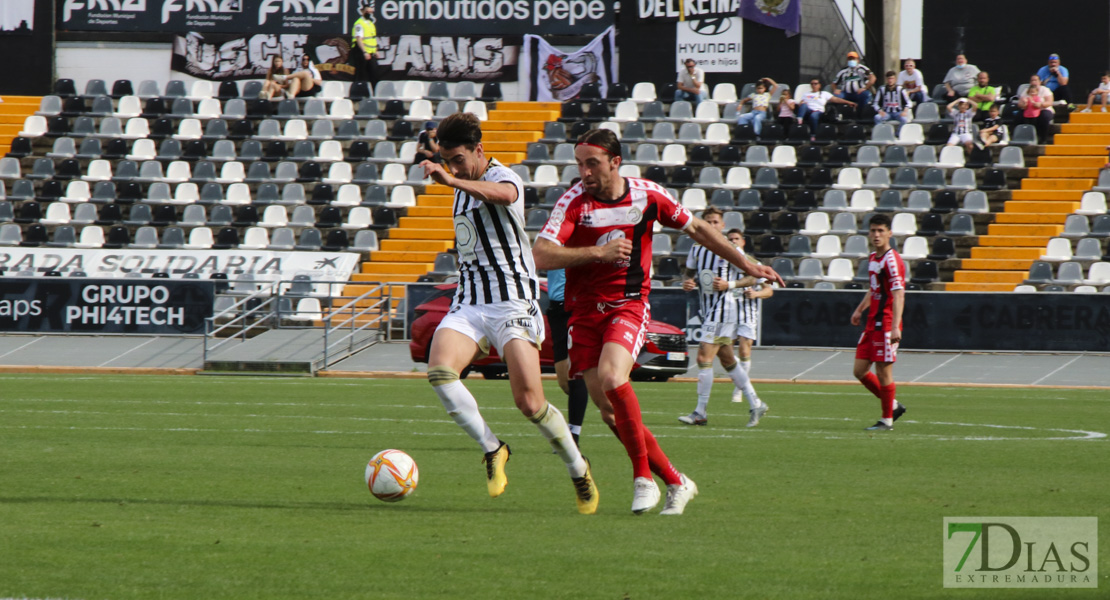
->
[365,449,419,502]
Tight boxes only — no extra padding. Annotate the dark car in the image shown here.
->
[409,284,689,381]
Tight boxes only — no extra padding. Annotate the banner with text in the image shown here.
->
[675,16,742,73]
[634,0,739,23]
[172,32,357,81]
[375,0,612,35]
[373,34,519,82]
[520,25,617,101]
[59,0,353,34]
[0,248,360,282]
[0,278,214,334]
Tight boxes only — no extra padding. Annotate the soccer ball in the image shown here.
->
[365,449,419,502]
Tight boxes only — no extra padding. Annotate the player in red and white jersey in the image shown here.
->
[850,213,908,431]
[534,129,784,515]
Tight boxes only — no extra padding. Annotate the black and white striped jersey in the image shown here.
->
[733,254,767,326]
[686,243,742,323]
[451,158,539,305]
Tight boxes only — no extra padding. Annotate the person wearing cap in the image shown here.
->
[831,50,876,117]
[936,54,980,101]
[1037,53,1071,105]
[415,121,440,165]
[675,58,709,106]
[350,2,378,85]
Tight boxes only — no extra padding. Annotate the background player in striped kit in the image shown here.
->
[533,129,785,515]
[418,113,598,514]
[850,213,908,431]
[678,212,768,428]
[725,229,775,410]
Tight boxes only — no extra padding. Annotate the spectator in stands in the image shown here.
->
[675,58,709,105]
[896,59,926,105]
[966,71,998,121]
[978,104,1006,148]
[350,2,378,85]
[873,71,913,128]
[794,78,856,137]
[1037,53,1070,106]
[935,54,980,101]
[831,50,876,117]
[287,54,323,98]
[261,56,291,100]
[736,78,776,137]
[946,98,976,152]
[775,88,797,132]
[1081,72,1110,112]
[1018,74,1055,142]
[415,121,440,165]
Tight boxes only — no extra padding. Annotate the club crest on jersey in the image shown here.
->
[549,209,565,226]
[626,207,642,223]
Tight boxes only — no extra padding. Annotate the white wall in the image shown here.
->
[898,0,923,60]
[56,42,526,101]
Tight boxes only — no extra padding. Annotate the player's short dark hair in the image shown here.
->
[885,70,897,78]
[868,213,892,229]
[726,228,743,237]
[437,112,482,151]
[701,206,724,220]
[576,128,621,159]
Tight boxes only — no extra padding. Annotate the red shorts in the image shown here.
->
[567,300,650,378]
[856,329,898,363]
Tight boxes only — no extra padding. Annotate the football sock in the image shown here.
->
[642,427,683,486]
[723,360,761,409]
[428,366,500,453]
[695,362,713,416]
[859,371,883,399]
[527,402,587,478]
[605,382,652,480]
[739,356,752,374]
[567,378,589,431]
[880,383,897,420]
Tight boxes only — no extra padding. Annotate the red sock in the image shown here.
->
[642,427,682,485]
[880,383,897,419]
[859,371,883,399]
[604,382,651,479]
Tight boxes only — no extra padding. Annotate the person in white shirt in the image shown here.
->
[675,58,709,105]
[1081,72,1110,112]
[287,54,323,98]
[794,78,857,136]
[896,59,926,105]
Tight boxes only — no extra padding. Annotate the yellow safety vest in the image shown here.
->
[352,17,377,54]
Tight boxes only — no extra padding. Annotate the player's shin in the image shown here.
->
[696,361,713,415]
[723,360,761,408]
[605,382,652,479]
[527,402,587,477]
[428,366,501,453]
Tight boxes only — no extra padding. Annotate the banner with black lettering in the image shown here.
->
[0,248,360,283]
[375,0,613,35]
[59,0,354,34]
[0,278,214,334]
[172,32,358,81]
[374,34,519,82]
[632,0,739,23]
[520,25,617,101]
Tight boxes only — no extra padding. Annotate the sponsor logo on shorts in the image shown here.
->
[623,331,634,343]
[505,317,535,329]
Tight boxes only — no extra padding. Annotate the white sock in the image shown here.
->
[725,362,761,409]
[529,402,587,478]
[740,357,752,374]
[568,424,582,436]
[881,417,893,426]
[696,365,713,416]
[429,368,501,453]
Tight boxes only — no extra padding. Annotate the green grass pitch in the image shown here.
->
[0,374,1106,599]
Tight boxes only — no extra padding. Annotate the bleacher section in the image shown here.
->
[4,76,1110,309]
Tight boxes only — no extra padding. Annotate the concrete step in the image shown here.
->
[1035,156,1107,168]
[1009,190,1084,201]
[483,140,529,152]
[976,235,1057,247]
[1000,201,1079,214]
[356,273,422,283]
[379,228,455,240]
[993,212,1070,224]
[496,101,561,111]
[943,281,1021,292]
[379,239,454,252]
[959,258,1036,270]
[970,247,1043,259]
[1052,133,1110,145]
[362,262,433,275]
[406,205,452,217]
[1064,110,1110,123]
[488,110,560,122]
[481,130,543,143]
[1026,167,1101,178]
[952,270,1027,284]
[369,250,443,262]
[985,223,1062,236]
[1017,178,1094,191]
[1042,145,1107,156]
[483,120,550,131]
[398,216,453,229]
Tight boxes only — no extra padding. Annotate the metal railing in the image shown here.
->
[202,280,283,363]
[320,283,392,368]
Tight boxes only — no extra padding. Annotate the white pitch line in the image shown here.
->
[0,337,43,360]
[909,352,963,383]
[98,337,158,368]
[1031,355,1084,386]
[790,351,842,381]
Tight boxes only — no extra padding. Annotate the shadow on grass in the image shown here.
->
[0,495,526,513]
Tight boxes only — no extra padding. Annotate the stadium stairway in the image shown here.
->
[337,101,561,317]
[948,111,1107,291]
[0,96,39,155]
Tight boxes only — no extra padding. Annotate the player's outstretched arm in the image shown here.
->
[685,217,786,287]
[533,237,632,270]
[419,160,518,206]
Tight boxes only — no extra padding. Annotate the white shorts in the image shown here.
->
[948,132,973,145]
[735,322,757,342]
[436,299,545,358]
[703,321,739,345]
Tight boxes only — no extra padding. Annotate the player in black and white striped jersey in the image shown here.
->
[420,113,598,514]
[677,208,768,428]
[724,229,774,416]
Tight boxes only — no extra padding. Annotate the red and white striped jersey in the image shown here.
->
[537,177,692,307]
[866,248,905,331]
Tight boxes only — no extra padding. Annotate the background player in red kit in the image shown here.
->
[533,129,784,515]
[850,213,908,431]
